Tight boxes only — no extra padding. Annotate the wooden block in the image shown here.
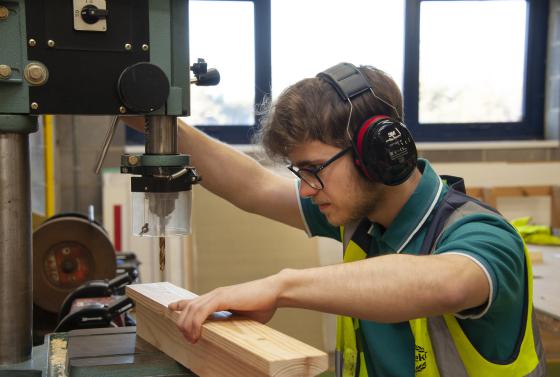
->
[126,282,328,377]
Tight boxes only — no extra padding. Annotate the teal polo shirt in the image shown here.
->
[298,159,526,377]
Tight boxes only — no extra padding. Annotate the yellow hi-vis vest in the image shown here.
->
[336,184,547,377]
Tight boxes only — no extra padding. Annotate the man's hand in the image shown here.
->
[168,275,283,343]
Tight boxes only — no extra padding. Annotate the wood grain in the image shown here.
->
[126,282,328,377]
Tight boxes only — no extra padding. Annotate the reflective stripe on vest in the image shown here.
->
[336,180,547,376]
[336,221,370,377]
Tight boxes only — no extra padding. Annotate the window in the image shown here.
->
[189,1,255,126]
[271,0,405,99]
[404,0,549,141]
[143,0,548,144]
[189,0,271,144]
[192,0,407,144]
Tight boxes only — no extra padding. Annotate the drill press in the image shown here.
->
[0,0,215,374]
[117,58,218,270]
[120,115,201,271]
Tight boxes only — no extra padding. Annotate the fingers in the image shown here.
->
[171,294,223,344]
[168,300,188,311]
[167,283,278,345]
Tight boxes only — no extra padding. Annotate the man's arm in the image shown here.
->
[276,253,489,320]
[125,117,305,230]
[169,253,489,343]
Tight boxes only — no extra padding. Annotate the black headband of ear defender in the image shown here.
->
[316,62,373,102]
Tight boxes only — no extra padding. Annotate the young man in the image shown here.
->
[129,63,546,376]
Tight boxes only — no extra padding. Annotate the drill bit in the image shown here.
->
[159,236,166,271]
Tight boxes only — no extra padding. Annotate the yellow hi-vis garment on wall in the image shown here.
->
[335,180,547,377]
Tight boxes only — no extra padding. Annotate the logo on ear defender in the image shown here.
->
[386,128,402,143]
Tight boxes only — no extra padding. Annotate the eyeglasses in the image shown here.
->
[288,147,352,190]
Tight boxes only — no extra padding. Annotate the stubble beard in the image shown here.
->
[350,177,383,221]
[336,174,385,226]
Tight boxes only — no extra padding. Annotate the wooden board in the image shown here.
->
[126,282,328,377]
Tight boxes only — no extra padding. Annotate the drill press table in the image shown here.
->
[0,327,196,377]
[49,327,196,377]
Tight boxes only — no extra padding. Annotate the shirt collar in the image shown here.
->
[375,159,443,253]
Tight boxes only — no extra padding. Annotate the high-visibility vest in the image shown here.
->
[335,176,547,377]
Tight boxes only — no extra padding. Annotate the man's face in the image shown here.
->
[288,140,384,226]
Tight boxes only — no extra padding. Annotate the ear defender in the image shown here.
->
[352,115,417,186]
[317,62,418,185]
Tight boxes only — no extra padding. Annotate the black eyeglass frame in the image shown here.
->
[287,147,352,190]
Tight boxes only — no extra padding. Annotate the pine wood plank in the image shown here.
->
[126,282,328,377]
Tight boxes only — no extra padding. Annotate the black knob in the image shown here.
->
[117,63,170,113]
[190,58,220,86]
[195,68,220,86]
[81,5,108,24]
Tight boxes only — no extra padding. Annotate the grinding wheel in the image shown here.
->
[33,214,116,314]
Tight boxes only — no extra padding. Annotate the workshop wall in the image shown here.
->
[54,115,124,222]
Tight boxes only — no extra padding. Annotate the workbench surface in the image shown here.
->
[531,245,560,320]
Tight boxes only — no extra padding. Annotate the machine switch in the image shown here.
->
[81,5,108,24]
[73,0,107,32]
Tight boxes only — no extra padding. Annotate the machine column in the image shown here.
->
[0,115,38,364]
[145,116,178,155]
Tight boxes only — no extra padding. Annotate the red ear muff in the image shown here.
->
[352,116,417,185]
[353,115,390,180]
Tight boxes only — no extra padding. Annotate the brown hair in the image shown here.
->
[257,65,403,162]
